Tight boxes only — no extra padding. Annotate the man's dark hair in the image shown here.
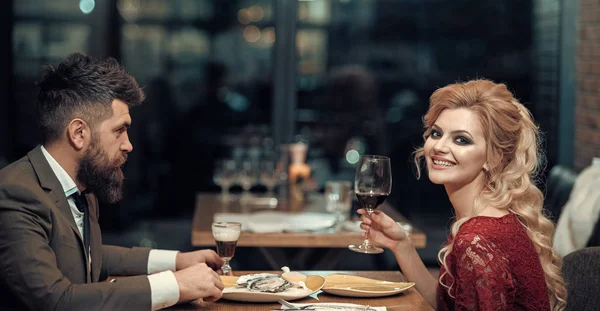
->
[36,52,145,143]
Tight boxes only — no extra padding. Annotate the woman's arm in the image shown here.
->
[451,233,515,311]
[359,209,439,307]
[391,239,439,308]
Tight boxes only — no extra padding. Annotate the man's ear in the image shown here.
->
[66,119,89,151]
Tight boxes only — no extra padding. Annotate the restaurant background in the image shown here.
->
[0,0,596,270]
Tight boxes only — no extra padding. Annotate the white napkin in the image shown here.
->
[281,302,386,310]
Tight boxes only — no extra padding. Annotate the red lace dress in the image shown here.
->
[436,213,551,311]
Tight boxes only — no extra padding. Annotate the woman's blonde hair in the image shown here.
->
[413,79,567,310]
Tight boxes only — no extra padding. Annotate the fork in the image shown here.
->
[277,299,314,310]
[290,304,375,311]
[278,299,296,309]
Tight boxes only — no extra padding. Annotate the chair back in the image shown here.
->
[586,219,600,248]
[562,247,600,311]
[545,165,577,222]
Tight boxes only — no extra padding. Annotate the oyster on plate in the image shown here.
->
[236,273,295,293]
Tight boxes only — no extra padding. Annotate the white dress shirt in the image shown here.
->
[41,146,180,310]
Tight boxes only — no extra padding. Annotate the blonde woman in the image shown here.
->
[358,79,567,310]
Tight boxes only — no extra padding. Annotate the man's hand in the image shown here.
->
[176,249,224,272]
[173,263,224,303]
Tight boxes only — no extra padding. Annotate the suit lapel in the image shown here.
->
[86,193,102,282]
[27,146,89,274]
[28,147,81,236]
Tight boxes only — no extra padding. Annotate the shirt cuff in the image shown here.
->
[148,249,179,274]
[148,271,180,310]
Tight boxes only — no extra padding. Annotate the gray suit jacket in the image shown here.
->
[0,146,153,310]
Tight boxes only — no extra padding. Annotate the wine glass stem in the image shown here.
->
[220,186,231,202]
[364,209,374,247]
[222,258,232,276]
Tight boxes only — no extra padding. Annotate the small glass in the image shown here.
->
[325,181,352,225]
[213,159,236,200]
[260,161,280,196]
[211,222,242,275]
[238,160,257,195]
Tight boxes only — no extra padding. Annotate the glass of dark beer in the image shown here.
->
[211,222,242,275]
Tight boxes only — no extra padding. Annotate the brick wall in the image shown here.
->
[575,0,600,170]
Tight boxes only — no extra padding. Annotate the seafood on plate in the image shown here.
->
[235,267,308,293]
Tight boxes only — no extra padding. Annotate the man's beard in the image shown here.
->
[77,140,126,204]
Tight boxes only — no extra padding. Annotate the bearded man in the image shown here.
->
[0,53,224,311]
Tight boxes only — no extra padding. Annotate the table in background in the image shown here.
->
[166,270,433,311]
[192,193,427,269]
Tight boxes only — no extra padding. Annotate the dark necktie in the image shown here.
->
[71,192,90,259]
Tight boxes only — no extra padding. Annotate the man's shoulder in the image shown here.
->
[0,155,37,187]
[0,155,45,203]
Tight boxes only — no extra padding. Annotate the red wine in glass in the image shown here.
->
[356,193,388,211]
[349,155,391,254]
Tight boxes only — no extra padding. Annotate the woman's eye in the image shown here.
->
[430,129,441,138]
[455,136,471,145]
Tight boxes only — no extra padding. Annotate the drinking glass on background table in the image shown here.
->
[260,160,280,196]
[213,159,237,200]
[325,181,352,225]
[211,222,241,275]
[349,155,392,254]
[238,160,258,195]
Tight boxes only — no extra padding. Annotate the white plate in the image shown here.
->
[342,220,363,233]
[220,275,325,302]
[322,274,415,298]
[247,212,287,233]
[287,213,336,232]
[247,212,336,233]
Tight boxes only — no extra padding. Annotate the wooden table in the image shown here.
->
[166,271,433,311]
[192,193,426,248]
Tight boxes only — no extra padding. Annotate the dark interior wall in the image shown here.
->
[533,0,561,170]
[0,0,13,167]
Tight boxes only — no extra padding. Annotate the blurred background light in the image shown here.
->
[79,0,95,14]
[243,25,261,43]
[346,150,360,164]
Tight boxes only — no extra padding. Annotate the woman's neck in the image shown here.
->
[445,174,486,219]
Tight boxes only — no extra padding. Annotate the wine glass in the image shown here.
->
[325,181,352,225]
[211,222,242,276]
[213,160,236,201]
[260,161,280,196]
[238,160,257,196]
[349,155,392,254]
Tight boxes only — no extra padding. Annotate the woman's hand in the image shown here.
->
[358,209,412,253]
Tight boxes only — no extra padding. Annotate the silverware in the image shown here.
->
[278,299,296,309]
[295,305,375,311]
[278,299,313,309]
[277,299,375,311]
[276,299,315,310]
